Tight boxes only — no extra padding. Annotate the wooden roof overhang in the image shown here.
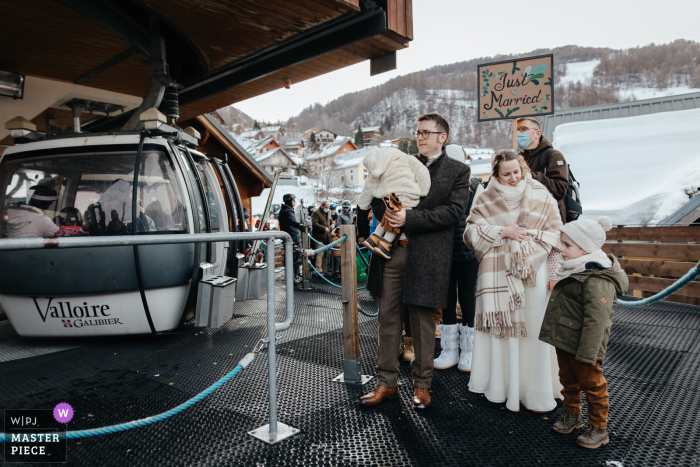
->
[1,0,412,133]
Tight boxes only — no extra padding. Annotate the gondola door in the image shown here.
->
[210,157,245,277]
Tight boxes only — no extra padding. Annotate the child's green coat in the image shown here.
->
[539,255,629,365]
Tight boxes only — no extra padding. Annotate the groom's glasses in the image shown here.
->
[413,130,444,139]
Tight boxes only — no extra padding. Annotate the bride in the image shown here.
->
[464,149,563,412]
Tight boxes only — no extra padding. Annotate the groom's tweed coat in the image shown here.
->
[358,151,470,309]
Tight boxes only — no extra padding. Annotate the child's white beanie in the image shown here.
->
[560,216,613,254]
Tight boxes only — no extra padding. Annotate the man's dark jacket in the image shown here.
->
[357,151,470,309]
[278,204,304,238]
[520,136,569,223]
[452,177,481,263]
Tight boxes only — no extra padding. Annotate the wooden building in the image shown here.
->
[1,0,414,207]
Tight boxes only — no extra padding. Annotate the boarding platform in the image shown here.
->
[1,270,700,467]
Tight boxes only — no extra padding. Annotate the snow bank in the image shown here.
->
[251,184,317,215]
[553,107,700,226]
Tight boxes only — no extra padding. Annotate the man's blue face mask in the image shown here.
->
[244,214,249,219]
[516,131,533,150]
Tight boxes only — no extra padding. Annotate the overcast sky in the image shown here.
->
[234,0,700,123]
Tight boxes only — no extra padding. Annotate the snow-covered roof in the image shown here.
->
[282,138,302,146]
[333,145,378,169]
[307,137,355,160]
[261,125,282,132]
[240,129,263,139]
[243,135,276,153]
[553,106,700,226]
[463,147,494,159]
[355,126,381,133]
[253,147,297,165]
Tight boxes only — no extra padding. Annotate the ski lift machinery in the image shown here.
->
[0,109,250,337]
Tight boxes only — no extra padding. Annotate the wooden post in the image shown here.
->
[301,231,310,289]
[512,119,518,150]
[340,225,361,383]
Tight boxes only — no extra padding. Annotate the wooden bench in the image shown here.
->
[602,226,700,306]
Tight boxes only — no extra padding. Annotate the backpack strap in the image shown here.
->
[538,147,550,175]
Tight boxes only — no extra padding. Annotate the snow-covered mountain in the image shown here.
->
[287,41,700,150]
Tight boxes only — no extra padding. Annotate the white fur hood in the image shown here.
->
[357,147,431,210]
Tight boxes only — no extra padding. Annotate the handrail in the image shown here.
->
[0,230,296,443]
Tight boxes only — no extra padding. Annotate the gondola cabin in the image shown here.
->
[0,119,245,337]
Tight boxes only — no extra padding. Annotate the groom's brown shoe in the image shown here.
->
[413,387,432,410]
[359,385,398,407]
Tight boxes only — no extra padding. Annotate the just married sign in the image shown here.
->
[477,54,554,121]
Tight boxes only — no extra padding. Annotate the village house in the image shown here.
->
[306,137,357,171]
[355,126,382,145]
[254,147,298,179]
[463,146,495,161]
[261,125,285,139]
[332,145,377,188]
[301,128,319,143]
[280,136,304,155]
[313,129,337,144]
[230,123,246,135]
[236,129,264,141]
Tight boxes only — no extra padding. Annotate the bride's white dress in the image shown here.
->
[468,207,563,412]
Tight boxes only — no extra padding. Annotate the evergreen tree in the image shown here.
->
[398,138,409,153]
[253,120,260,129]
[309,132,318,151]
[354,124,364,147]
[407,139,418,154]
[378,124,385,136]
[384,115,392,132]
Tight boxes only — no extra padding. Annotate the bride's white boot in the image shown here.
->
[433,324,460,369]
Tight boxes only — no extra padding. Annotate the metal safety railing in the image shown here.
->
[0,231,297,444]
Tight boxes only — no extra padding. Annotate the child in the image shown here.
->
[539,216,629,449]
[330,227,342,279]
[358,147,430,259]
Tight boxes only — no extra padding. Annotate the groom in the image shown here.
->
[357,112,470,410]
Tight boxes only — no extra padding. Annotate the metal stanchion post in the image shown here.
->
[301,230,310,289]
[332,225,371,385]
[248,240,299,444]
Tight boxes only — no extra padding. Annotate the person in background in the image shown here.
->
[516,117,569,223]
[279,193,307,284]
[5,185,59,238]
[243,207,251,231]
[311,201,333,276]
[56,207,89,237]
[433,145,483,371]
[330,204,338,224]
[330,227,342,279]
[338,201,354,225]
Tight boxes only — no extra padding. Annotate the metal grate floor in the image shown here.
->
[1,274,699,466]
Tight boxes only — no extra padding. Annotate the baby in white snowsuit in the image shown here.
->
[358,147,431,259]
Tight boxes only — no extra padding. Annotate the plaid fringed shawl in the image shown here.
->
[464,175,562,338]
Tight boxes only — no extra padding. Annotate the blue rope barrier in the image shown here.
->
[617,263,700,307]
[308,234,368,253]
[0,354,254,442]
[306,235,348,255]
[356,244,370,268]
[306,261,376,316]
[307,260,366,291]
